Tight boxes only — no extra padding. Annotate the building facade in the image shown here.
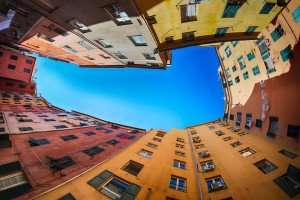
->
[134,0,290,51]
[14,0,170,68]
[217,0,300,106]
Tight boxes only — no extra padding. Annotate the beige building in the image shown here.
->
[217,0,300,106]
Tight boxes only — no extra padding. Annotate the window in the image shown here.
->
[192,136,201,143]
[8,64,16,70]
[271,25,284,42]
[222,1,244,18]
[225,47,232,57]
[199,151,210,158]
[10,55,18,60]
[105,4,132,25]
[114,52,127,59]
[175,150,185,157]
[53,27,68,36]
[274,165,300,198]
[173,160,186,169]
[245,113,252,129]
[166,197,178,200]
[82,146,104,156]
[165,36,174,43]
[279,149,298,159]
[47,155,75,171]
[61,135,78,141]
[247,51,255,61]
[239,147,256,157]
[143,53,156,60]
[138,149,153,158]
[255,119,262,128]
[68,19,91,33]
[229,114,234,120]
[156,131,166,137]
[28,138,49,146]
[195,143,205,149]
[23,68,31,73]
[146,15,157,24]
[232,65,237,72]
[95,39,113,48]
[78,40,94,50]
[200,160,215,172]
[243,71,249,80]
[245,26,257,34]
[0,171,28,194]
[267,116,278,138]
[176,138,185,143]
[180,3,197,23]
[259,3,275,14]
[54,125,68,129]
[234,76,240,84]
[44,118,55,122]
[215,130,225,136]
[206,175,226,192]
[176,143,184,149]
[292,6,300,23]
[280,45,293,62]
[254,159,278,174]
[287,125,300,139]
[129,35,147,46]
[122,160,144,176]
[169,175,186,192]
[19,127,33,131]
[106,139,119,145]
[231,41,238,47]
[215,27,228,37]
[0,51,3,56]
[89,171,140,199]
[63,45,78,53]
[58,193,76,200]
[146,142,157,149]
[223,136,232,141]
[83,131,96,136]
[182,31,195,41]
[26,59,33,64]
[153,137,162,142]
[237,56,246,70]
[252,65,260,76]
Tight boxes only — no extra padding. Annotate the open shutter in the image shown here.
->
[120,184,141,200]
[87,170,113,189]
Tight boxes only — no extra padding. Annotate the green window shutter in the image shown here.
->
[271,25,284,42]
[247,52,255,61]
[120,184,141,200]
[280,45,292,62]
[292,6,300,23]
[223,3,242,18]
[260,3,275,14]
[87,170,113,188]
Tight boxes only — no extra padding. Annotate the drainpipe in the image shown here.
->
[187,129,204,200]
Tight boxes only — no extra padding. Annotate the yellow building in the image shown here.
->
[217,0,300,106]
[187,121,300,200]
[134,0,290,51]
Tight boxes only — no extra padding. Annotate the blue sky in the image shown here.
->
[35,46,224,131]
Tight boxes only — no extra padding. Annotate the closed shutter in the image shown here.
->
[87,170,113,189]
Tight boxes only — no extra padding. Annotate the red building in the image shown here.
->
[0,47,35,83]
